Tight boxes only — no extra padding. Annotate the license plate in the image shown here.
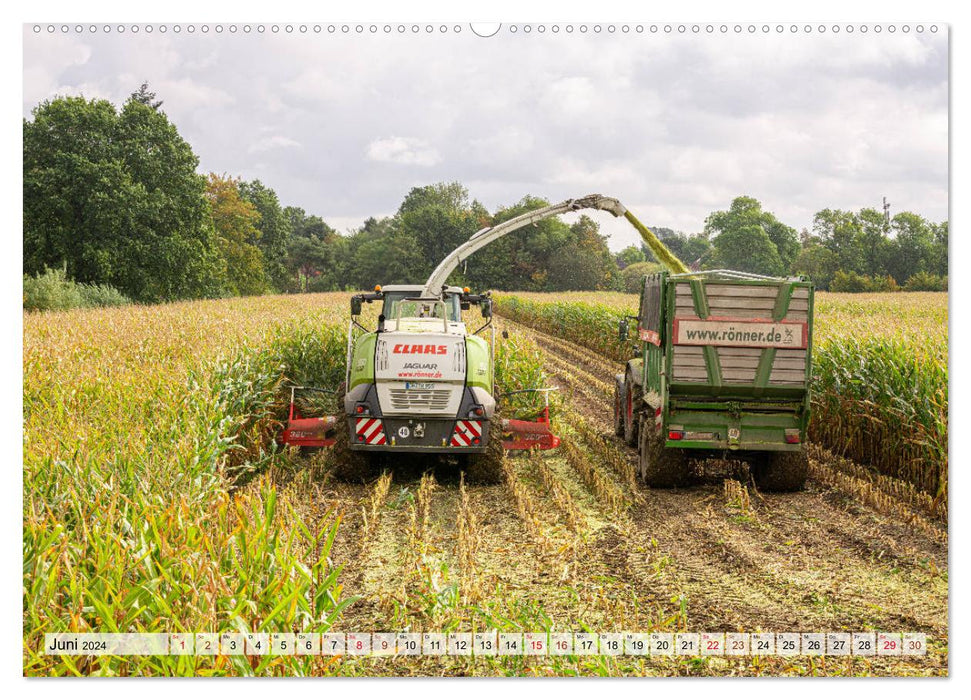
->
[405,382,435,390]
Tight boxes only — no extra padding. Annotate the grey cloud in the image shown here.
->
[23,27,947,251]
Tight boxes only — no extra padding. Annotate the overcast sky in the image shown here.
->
[22,24,948,251]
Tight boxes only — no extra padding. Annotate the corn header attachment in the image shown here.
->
[279,386,339,448]
[500,387,560,450]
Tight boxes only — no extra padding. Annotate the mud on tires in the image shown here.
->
[751,451,809,492]
[464,421,505,485]
[637,414,690,488]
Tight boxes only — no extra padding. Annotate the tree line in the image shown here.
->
[614,196,947,293]
[23,87,947,307]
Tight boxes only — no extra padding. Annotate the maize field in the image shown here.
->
[23,291,948,676]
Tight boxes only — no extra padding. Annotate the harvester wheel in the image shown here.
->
[637,414,690,488]
[465,421,505,485]
[613,377,625,437]
[751,451,808,492]
[623,372,641,447]
[327,416,373,483]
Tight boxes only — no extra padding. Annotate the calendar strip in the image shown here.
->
[43,632,928,657]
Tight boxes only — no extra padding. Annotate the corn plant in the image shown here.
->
[494,329,555,419]
[23,293,355,676]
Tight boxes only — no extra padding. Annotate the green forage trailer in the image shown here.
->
[614,270,815,491]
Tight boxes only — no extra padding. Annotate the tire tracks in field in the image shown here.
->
[497,317,619,430]
[497,311,949,642]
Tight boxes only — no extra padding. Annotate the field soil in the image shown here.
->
[279,315,948,676]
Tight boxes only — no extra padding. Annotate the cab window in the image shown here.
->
[383,292,462,321]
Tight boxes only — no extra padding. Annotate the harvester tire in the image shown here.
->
[328,416,373,483]
[637,414,690,488]
[613,377,625,437]
[623,372,641,448]
[465,421,505,485]
[751,451,808,492]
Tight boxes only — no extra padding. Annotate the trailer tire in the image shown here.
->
[328,415,373,483]
[638,414,690,488]
[751,451,808,492]
[613,376,625,437]
[465,422,504,485]
[623,371,641,447]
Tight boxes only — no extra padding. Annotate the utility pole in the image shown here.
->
[882,196,891,230]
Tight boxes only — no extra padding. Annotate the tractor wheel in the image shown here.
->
[613,377,625,437]
[623,372,641,447]
[751,451,808,492]
[327,417,373,483]
[638,414,690,488]
[465,422,505,485]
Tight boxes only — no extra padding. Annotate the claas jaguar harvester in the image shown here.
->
[281,194,633,481]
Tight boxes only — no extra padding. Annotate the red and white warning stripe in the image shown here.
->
[655,406,662,429]
[355,417,386,445]
[450,420,482,447]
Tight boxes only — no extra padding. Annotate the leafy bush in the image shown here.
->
[829,270,869,293]
[22,267,84,311]
[23,266,131,311]
[830,271,903,293]
[868,275,900,293]
[78,282,132,308]
[619,261,664,294]
[904,271,948,292]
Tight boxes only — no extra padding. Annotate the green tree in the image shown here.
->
[130,81,164,110]
[344,217,426,289]
[705,196,799,272]
[205,174,266,296]
[857,208,891,277]
[708,225,785,276]
[286,206,339,240]
[620,261,665,293]
[791,244,839,289]
[239,180,291,291]
[929,221,948,278]
[464,196,573,291]
[23,91,221,301]
[885,212,936,284]
[282,207,345,291]
[616,245,645,269]
[645,230,712,268]
[812,209,867,275]
[396,182,485,283]
[547,215,617,291]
